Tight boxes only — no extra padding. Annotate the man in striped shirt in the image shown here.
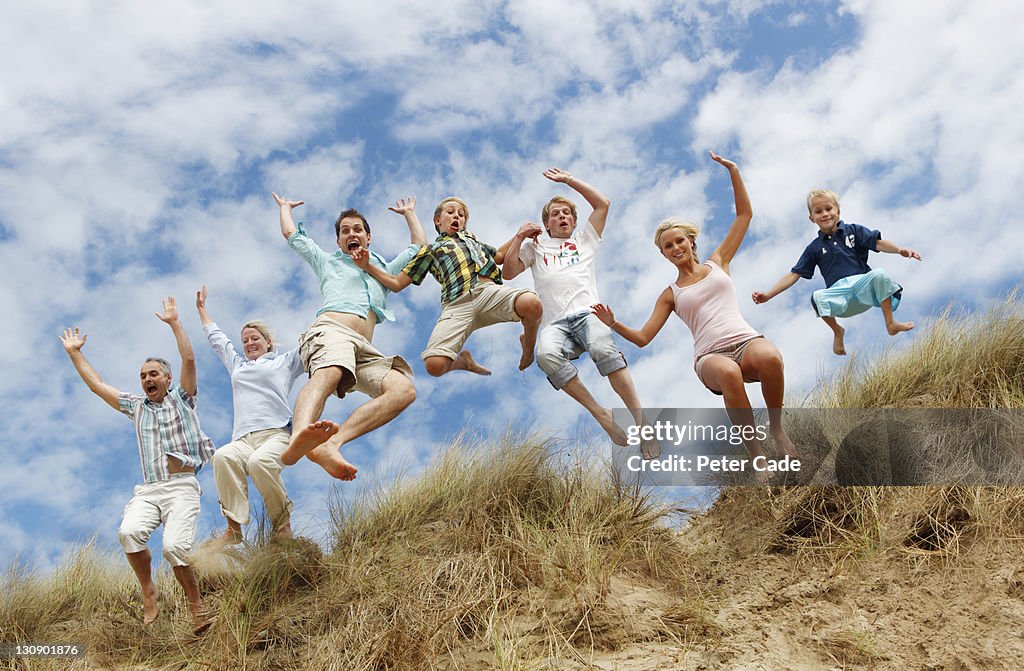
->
[60,297,214,635]
[355,196,543,376]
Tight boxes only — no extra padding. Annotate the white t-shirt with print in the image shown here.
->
[519,221,601,327]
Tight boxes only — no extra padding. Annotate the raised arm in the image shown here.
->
[706,152,753,272]
[544,167,611,236]
[388,197,428,246]
[502,222,543,280]
[272,192,304,240]
[60,327,122,410]
[351,248,413,292]
[875,239,922,260]
[591,288,675,348]
[155,296,197,397]
[752,272,801,304]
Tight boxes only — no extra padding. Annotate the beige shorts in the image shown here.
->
[694,335,764,396]
[119,474,200,567]
[423,283,533,360]
[299,314,413,398]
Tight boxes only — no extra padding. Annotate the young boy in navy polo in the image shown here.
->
[752,189,921,355]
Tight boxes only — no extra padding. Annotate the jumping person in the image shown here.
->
[60,297,214,633]
[354,196,543,377]
[273,194,422,477]
[196,285,304,543]
[752,188,921,355]
[501,168,656,457]
[592,152,797,473]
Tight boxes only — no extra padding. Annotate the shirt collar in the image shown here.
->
[817,220,847,240]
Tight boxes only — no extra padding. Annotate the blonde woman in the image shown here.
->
[592,152,796,469]
[196,286,304,542]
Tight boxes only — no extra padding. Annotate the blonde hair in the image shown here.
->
[542,196,577,227]
[241,320,275,351]
[806,189,841,214]
[433,197,470,231]
[654,217,701,262]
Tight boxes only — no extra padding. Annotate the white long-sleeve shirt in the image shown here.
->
[204,323,305,441]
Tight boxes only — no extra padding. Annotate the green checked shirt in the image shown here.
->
[403,230,503,303]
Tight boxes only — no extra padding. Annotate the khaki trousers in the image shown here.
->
[212,427,292,528]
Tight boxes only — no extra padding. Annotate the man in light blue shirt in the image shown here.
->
[272,193,425,480]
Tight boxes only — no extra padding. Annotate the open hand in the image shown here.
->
[196,285,208,311]
[709,151,737,170]
[591,303,616,327]
[543,167,572,184]
[272,192,304,209]
[899,247,922,261]
[59,326,88,352]
[155,296,179,324]
[388,197,416,216]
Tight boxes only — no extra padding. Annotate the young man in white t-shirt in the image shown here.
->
[503,168,655,457]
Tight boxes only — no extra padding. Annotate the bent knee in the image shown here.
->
[118,526,152,552]
[424,357,450,377]
[515,293,543,320]
[246,451,281,474]
[162,543,192,567]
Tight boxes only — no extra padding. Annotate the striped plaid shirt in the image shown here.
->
[402,231,503,303]
[118,385,216,484]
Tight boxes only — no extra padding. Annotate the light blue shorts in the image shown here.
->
[535,311,627,390]
[812,268,902,319]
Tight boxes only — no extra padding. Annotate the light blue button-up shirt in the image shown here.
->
[288,222,418,322]
[203,323,305,441]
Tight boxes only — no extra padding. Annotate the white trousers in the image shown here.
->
[212,427,292,528]
[119,474,201,567]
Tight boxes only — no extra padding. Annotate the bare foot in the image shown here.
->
[832,325,847,356]
[214,528,244,545]
[594,408,629,446]
[191,608,213,636]
[307,443,358,480]
[518,333,535,371]
[281,420,340,466]
[770,428,798,459]
[753,468,772,485]
[452,350,492,376]
[142,586,159,625]
[274,522,293,540]
[640,438,661,460]
[887,320,914,336]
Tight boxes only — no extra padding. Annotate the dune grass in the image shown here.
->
[7,295,1024,669]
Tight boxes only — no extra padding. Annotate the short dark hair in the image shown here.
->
[335,209,370,238]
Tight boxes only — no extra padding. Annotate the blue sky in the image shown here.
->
[2,0,1021,569]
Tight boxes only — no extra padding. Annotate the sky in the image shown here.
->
[2,0,1022,569]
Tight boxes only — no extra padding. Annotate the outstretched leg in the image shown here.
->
[739,340,797,459]
[425,352,491,377]
[821,316,846,356]
[306,369,417,479]
[607,369,659,459]
[880,297,914,335]
[281,367,344,466]
[560,376,629,446]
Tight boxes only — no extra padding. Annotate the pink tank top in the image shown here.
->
[670,261,761,361]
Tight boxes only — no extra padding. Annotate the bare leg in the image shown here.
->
[822,316,846,356]
[560,376,629,446]
[606,369,659,459]
[172,565,211,635]
[700,356,770,483]
[281,367,344,465]
[881,297,914,335]
[125,549,159,625]
[425,352,492,377]
[515,293,543,371]
[217,518,243,545]
[740,340,798,459]
[274,521,293,539]
[306,369,417,479]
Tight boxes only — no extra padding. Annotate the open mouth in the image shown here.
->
[145,383,159,394]
[347,239,361,251]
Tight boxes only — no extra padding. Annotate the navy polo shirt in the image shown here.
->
[791,221,881,288]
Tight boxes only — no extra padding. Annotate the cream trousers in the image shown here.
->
[212,427,292,528]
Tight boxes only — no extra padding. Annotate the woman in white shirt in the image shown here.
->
[196,286,305,543]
